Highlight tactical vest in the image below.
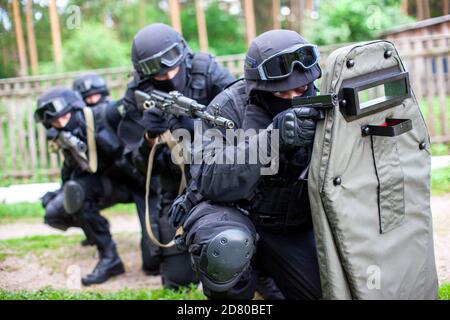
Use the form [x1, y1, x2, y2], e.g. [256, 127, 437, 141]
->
[241, 104, 313, 232]
[185, 52, 215, 105]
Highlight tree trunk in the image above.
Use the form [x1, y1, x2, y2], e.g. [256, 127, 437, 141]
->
[12, 0, 28, 76]
[48, 0, 63, 69]
[416, 0, 424, 20]
[423, 0, 430, 19]
[443, 0, 449, 15]
[195, 0, 208, 52]
[401, 0, 409, 16]
[25, 0, 39, 75]
[244, 0, 256, 46]
[272, 0, 280, 29]
[168, 0, 182, 34]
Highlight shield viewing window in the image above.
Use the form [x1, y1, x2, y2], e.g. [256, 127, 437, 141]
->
[340, 70, 411, 121]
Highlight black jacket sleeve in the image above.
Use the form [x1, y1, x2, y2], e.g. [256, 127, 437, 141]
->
[192, 82, 276, 203]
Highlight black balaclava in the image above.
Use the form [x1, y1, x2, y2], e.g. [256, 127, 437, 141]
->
[252, 83, 317, 118]
[150, 62, 187, 92]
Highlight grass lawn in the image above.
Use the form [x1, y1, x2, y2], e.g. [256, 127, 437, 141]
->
[439, 283, 450, 300]
[0, 202, 136, 224]
[0, 285, 205, 300]
[0, 284, 447, 300]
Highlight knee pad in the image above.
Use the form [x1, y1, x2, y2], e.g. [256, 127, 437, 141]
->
[44, 192, 71, 230]
[195, 228, 255, 293]
[63, 180, 85, 214]
[183, 201, 258, 292]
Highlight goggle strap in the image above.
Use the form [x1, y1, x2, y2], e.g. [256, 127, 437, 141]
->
[244, 68, 266, 80]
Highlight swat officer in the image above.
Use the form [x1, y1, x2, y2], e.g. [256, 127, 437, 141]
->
[116, 22, 235, 289]
[72, 73, 161, 275]
[41, 74, 160, 276]
[169, 29, 323, 299]
[73, 72, 110, 107]
[36, 86, 133, 286]
[43, 73, 111, 247]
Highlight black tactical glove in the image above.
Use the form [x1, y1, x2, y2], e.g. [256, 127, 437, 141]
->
[168, 193, 196, 228]
[272, 107, 320, 147]
[46, 128, 59, 140]
[168, 115, 195, 136]
[143, 108, 169, 138]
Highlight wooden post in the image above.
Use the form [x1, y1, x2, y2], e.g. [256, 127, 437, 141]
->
[25, 0, 39, 75]
[272, 0, 280, 29]
[48, 0, 63, 68]
[195, 0, 208, 51]
[244, 0, 256, 46]
[12, 0, 28, 76]
[443, 0, 449, 15]
[168, 0, 182, 34]
[416, 0, 424, 20]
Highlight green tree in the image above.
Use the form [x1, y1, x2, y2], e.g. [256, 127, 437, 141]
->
[181, 1, 246, 55]
[304, 0, 415, 45]
[62, 22, 129, 72]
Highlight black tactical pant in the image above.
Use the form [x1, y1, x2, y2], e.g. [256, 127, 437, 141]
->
[184, 201, 322, 300]
[138, 191, 198, 289]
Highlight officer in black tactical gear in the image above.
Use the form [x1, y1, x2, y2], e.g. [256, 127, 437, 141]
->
[116, 22, 235, 289]
[35, 86, 152, 286]
[40, 74, 160, 277]
[73, 72, 110, 107]
[73, 73, 161, 276]
[169, 29, 323, 299]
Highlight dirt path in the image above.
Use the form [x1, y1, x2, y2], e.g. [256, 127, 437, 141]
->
[0, 214, 141, 240]
[0, 231, 162, 292]
[0, 214, 162, 292]
[0, 196, 449, 292]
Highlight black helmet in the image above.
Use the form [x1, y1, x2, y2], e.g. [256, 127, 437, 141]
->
[73, 73, 109, 101]
[244, 29, 321, 94]
[35, 86, 84, 127]
[131, 23, 190, 77]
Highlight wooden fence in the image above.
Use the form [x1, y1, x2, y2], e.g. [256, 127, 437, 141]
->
[0, 37, 448, 181]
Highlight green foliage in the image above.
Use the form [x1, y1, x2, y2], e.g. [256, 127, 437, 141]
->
[0, 202, 44, 224]
[102, 203, 136, 216]
[431, 167, 450, 196]
[304, 0, 415, 45]
[0, 234, 84, 262]
[181, 1, 246, 56]
[62, 22, 129, 72]
[0, 285, 206, 300]
[0, 202, 136, 224]
[0, 234, 83, 252]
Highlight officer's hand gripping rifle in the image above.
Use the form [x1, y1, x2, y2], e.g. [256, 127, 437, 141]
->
[135, 89, 235, 129]
[49, 131, 91, 173]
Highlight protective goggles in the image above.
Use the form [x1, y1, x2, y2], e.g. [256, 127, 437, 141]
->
[245, 44, 320, 81]
[137, 42, 184, 76]
[34, 97, 68, 123]
[74, 76, 106, 94]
